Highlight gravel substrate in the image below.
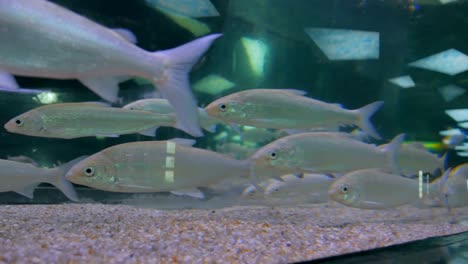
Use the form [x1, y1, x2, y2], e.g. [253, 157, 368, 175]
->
[0, 203, 467, 263]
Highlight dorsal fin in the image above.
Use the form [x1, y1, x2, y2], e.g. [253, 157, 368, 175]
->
[112, 28, 137, 44]
[7, 155, 38, 165]
[277, 89, 307, 96]
[80, 102, 112, 107]
[168, 138, 196, 146]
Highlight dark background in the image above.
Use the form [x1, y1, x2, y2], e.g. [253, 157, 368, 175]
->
[0, 0, 466, 202]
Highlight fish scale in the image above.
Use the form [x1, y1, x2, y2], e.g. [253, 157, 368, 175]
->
[0, 0, 222, 136]
[65, 140, 250, 195]
[205, 89, 383, 139]
[4, 103, 175, 139]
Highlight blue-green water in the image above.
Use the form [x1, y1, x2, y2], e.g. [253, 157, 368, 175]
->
[0, 0, 467, 261]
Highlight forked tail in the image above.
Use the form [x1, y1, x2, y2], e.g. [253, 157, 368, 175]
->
[47, 156, 88, 202]
[382, 133, 405, 174]
[354, 101, 384, 140]
[152, 34, 222, 137]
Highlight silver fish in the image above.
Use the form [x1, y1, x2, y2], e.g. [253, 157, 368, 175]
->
[0, 157, 84, 201]
[264, 173, 334, 203]
[4, 102, 176, 139]
[123, 98, 219, 136]
[328, 168, 436, 209]
[438, 164, 468, 208]
[65, 139, 249, 198]
[250, 132, 404, 183]
[205, 89, 384, 139]
[0, 0, 222, 136]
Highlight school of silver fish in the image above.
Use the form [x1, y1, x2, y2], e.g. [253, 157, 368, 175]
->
[0, 0, 466, 214]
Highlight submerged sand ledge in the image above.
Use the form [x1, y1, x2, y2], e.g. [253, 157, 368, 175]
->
[0, 204, 467, 263]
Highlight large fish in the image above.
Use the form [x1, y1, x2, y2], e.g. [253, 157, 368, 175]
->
[0, 156, 84, 201]
[0, 0, 222, 136]
[65, 139, 250, 198]
[378, 142, 446, 176]
[264, 173, 334, 201]
[328, 168, 437, 209]
[123, 98, 219, 136]
[437, 164, 468, 208]
[249, 132, 405, 183]
[4, 102, 177, 139]
[205, 89, 384, 139]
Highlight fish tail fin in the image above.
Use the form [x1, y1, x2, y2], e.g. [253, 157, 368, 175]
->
[355, 101, 384, 139]
[433, 167, 452, 208]
[439, 152, 448, 171]
[48, 156, 87, 202]
[199, 108, 219, 133]
[436, 168, 452, 192]
[152, 33, 222, 137]
[383, 133, 405, 174]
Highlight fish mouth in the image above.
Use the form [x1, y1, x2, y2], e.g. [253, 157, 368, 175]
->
[204, 104, 215, 116]
[64, 166, 81, 183]
[3, 121, 14, 132]
[327, 186, 343, 203]
[327, 187, 338, 199]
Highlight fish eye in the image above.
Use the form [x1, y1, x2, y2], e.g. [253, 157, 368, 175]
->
[83, 167, 95, 177]
[14, 119, 24, 127]
[269, 151, 278, 160]
[341, 184, 349, 193]
[218, 103, 227, 112]
[128, 107, 135, 110]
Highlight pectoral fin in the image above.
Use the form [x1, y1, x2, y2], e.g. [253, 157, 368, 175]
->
[112, 28, 137, 44]
[171, 188, 205, 199]
[0, 71, 19, 89]
[79, 77, 122, 103]
[15, 184, 39, 199]
[139, 127, 159, 137]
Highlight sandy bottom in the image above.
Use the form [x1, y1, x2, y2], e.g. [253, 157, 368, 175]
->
[0, 203, 467, 263]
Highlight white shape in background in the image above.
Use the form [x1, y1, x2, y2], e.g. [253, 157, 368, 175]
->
[445, 109, 468, 122]
[193, 74, 235, 95]
[145, 0, 219, 18]
[455, 143, 468, 150]
[439, 128, 463, 136]
[388, 75, 415, 88]
[154, 6, 211, 37]
[459, 122, 468, 129]
[443, 133, 465, 149]
[419, 0, 460, 4]
[408, 49, 468, 76]
[240, 37, 268, 77]
[438, 84, 466, 102]
[304, 28, 379, 60]
[439, 0, 459, 4]
[33, 92, 58, 104]
[457, 152, 468, 157]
